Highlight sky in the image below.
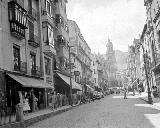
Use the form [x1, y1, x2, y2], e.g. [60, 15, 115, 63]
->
[67, 0, 146, 54]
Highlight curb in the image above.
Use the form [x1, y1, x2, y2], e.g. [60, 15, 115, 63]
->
[0, 104, 81, 128]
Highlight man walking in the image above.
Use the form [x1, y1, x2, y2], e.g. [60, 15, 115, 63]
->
[124, 88, 127, 99]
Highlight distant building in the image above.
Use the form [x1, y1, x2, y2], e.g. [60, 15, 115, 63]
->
[105, 38, 117, 87]
[68, 20, 92, 93]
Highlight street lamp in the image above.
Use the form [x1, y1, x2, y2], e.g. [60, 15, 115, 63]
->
[139, 41, 153, 104]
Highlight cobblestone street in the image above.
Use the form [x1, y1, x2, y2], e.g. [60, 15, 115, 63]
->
[27, 94, 160, 128]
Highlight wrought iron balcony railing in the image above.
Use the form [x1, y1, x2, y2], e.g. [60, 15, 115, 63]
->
[31, 66, 41, 77]
[13, 61, 27, 73]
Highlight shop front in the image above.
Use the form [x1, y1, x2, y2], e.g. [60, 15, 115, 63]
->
[54, 72, 82, 105]
[5, 72, 54, 113]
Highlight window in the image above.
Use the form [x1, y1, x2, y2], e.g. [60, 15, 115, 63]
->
[28, 0, 32, 13]
[94, 69, 96, 74]
[47, 1, 51, 15]
[30, 53, 36, 74]
[94, 78, 96, 83]
[48, 25, 54, 46]
[28, 21, 34, 41]
[13, 46, 20, 71]
[42, 23, 54, 46]
[44, 57, 51, 75]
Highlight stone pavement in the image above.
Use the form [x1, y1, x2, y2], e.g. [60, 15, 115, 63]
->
[0, 104, 80, 128]
[27, 94, 160, 128]
[139, 92, 160, 110]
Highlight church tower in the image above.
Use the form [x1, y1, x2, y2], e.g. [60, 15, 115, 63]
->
[106, 38, 117, 86]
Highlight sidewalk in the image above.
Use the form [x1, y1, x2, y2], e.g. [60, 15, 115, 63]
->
[0, 104, 80, 128]
[139, 92, 160, 110]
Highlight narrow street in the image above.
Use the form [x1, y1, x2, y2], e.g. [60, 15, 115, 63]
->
[27, 94, 160, 128]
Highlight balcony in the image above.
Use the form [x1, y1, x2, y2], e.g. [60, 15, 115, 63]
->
[56, 65, 70, 76]
[42, 10, 57, 28]
[13, 61, 27, 73]
[153, 7, 160, 23]
[28, 8, 37, 20]
[8, 1, 27, 39]
[97, 65, 103, 72]
[28, 34, 40, 48]
[144, 0, 153, 6]
[43, 44, 56, 57]
[151, 57, 160, 73]
[57, 45, 69, 59]
[31, 66, 41, 77]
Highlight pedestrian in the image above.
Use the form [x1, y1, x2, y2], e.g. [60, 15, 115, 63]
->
[34, 95, 38, 111]
[23, 95, 30, 115]
[124, 88, 127, 99]
[139, 88, 142, 96]
[51, 91, 57, 110]
[57, 93, 60, 108]
[60, 93, 63, 107]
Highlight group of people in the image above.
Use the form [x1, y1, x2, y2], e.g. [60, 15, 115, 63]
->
[49, 92, 70, 110]
[19, 91, 39, 115]
[49, 91, 85, 110]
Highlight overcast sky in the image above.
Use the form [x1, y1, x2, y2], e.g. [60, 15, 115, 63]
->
[67, 0, 146, 54]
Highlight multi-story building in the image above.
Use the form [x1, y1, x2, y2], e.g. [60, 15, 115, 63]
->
[91, 53, 108, 92]
[140, 0, 160, 93]
[140, 23, 155, 92]
[91, 54, 99, 87]
[127, 38, 141, 91]
[41, 0, 57, 87]
[68, 20, 92, 93]
[0, 0, 57, 117]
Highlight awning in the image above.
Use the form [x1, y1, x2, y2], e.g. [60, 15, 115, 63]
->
[57, 73, 82, 91]
[8, 73, 54, 89]
[86, 84, 94, 91]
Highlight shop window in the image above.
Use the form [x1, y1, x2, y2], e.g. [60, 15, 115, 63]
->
[13, 45, 20, 71]
[44, 57, 51, 75]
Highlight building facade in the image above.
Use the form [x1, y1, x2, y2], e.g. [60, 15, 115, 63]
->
[105, 38, 117, 87]
[68, 20, 92, 93]
[127, 39, 141, 91]
[0, 0, 57, 116]
[139, 0, 160, 95]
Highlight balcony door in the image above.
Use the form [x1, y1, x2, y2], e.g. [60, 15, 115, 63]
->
[28, 21, 34, 41]
[30, 53, 36, 74]
[13, 46, 20, 71]
[28, 0, 32, 13]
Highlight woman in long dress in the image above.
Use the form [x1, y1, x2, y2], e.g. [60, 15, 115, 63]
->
[23, 96, 31, 114]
